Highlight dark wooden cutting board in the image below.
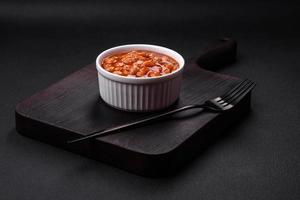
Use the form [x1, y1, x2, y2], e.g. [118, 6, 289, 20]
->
[15, 39, 253, 177]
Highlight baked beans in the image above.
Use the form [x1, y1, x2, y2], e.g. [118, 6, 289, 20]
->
[101, 50, 179, 77]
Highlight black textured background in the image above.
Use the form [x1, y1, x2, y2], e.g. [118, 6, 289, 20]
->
[1, 0, 300, 199]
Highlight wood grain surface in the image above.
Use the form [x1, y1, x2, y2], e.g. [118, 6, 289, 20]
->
[15, 39, 252, 176]
[15, 61, 251, 176]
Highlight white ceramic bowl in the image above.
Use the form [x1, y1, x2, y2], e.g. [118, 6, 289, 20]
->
[96, 44, 185, 112]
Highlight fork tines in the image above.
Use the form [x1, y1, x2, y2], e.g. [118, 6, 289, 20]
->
[214, 79, 256, 109]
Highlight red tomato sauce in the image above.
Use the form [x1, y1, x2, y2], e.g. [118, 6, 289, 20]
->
[101, 50, 179, 77]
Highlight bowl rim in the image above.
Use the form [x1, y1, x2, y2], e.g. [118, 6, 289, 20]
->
[96, 44, 185, 84]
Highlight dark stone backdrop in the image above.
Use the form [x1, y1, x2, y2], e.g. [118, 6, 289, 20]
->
[1, 1, 299, 199]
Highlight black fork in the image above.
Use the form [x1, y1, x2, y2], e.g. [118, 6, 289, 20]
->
[68, 79, 255, 144]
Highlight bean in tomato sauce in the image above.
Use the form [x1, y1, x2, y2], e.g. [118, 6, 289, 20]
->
[101, 50, 179, 77]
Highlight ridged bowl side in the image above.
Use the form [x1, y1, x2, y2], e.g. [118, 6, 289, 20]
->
[98, 73, 182, 112]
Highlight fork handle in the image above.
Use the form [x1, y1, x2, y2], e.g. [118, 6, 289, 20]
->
[68, 105, 208, 144]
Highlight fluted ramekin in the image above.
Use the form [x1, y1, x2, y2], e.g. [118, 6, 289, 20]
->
[96, 44, 185, 112]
